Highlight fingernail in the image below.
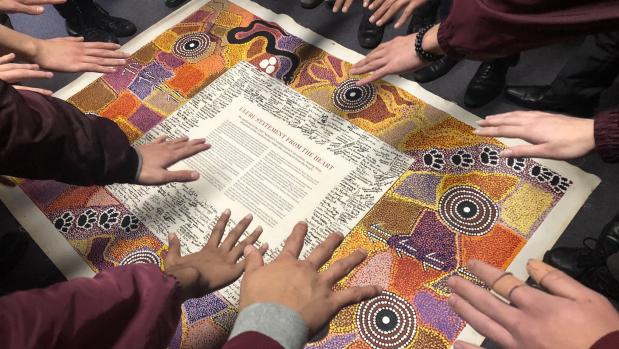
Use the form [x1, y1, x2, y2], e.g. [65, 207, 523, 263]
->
[358, 248, 368, 256]
[299, 220, 308, 226]
[377, 20, 383, 26]
[476, 120, 482, 124]
[261, 242, 269, 249]
[243, 245, 253, 256]
[448, 295, 457, 308]
[245, 213, 253, 220]
[332, 6, 338, 12]
[114, 44, 121, 48]
[123, 52, 130, 57]
[446, 276, 456, 288]
[500, 149, 511, 157]
[395, 23, 401, 29]
[342, 6, 348, 12]
[168, 233, 176, 241]
[369, 16, 375, 22]
[191, 171, 199, 180]
[335, 231, 344, 238]
[486, 115, 494, 119]
[224, 208, 231, 215]
[36, 6, 44, 12]
[255, 225, 263, 232]
[472, 129, 479, 134]
[453, 342, 463, 349]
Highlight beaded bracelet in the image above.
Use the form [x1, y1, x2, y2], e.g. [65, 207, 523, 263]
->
[414, 24, 443, 62]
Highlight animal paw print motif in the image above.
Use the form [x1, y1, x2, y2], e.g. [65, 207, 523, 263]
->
[451, 150, 474, 168]
[479, 147, 499, 166]
[98, 208, 120, 230]
[549, 175, 571, 193]
[54, 212, 74, 233]
[530, 165, 553, 183]
[121, 215, 140, 233]
[506, 157, 526, 172]
[77, 209, 97, 229]
[423, 149, 445, 170]
[259, 57, 278, 75]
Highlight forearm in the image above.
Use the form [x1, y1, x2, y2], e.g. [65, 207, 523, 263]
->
[437, 0, 619, 61]
[0, 80, 140, 185]
[0, 25, 40, 62]
[0, 264, 182, 349]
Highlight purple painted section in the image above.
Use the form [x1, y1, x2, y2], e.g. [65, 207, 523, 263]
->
[102, 59, 143, 93]
[127, 105, 164, 133]
[307, 333, 357, 348]
[86, 236, 115, 271]
[393, 173, 441, 206]
[20, 180, 69, 208]
[128, 61, 174, 100]
[413, 291, 464, 340]
[168, 319, 183, 349]
[183, 293, 230, 325]
[157, 51, 186, 69]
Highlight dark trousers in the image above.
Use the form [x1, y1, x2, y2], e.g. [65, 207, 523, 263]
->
[412, 0, 452, 22]
[551, 31, 619, 103]
[54, 0, 93, 20]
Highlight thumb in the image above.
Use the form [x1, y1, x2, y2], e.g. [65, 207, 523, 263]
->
[17, 4, 45, 15]
[331, 285, 382, 309]
[167, 233, 182, 260]
[243, 245, 264, 274]
[157, 170, 200, 184]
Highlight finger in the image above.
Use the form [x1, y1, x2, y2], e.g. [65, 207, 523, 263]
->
[152, 135, 168, 144]
[330, 285, 382, 308]
[85, 48, 132, 59]
[82, 41, 123, 50]
[373, 1, 398, 25]
[0, 53, 16, 65]
[0, 70, 53, 83]
[471, 125, 525, 139]
[500, 144, 552, 159]
[170, 143, 211, 164]
[447, 293, 517, 349]
[452, 341, 483, 349]
[13, 86, 53, 95]
[171, 137, 206, 150]
[153, 169, 200, 184]
[74, 63, 117, 74]
[60, 36, 85, 42]
[258, 242, 269, 255]
[341, 0, 354, 12]
[22, 0, 66, 5]
[527, 259, 590, 301]
[166, 233, 182, 262]
[332, 0, 345, 12]
[279, 221, 308, 260]
[395, 2, 418, 28]
[206, 209, 231, 248]
[0, 62, 39, 72]
[322, 248, 368, 284]
[447, 275, 520, 329]
[353, 57, 388, 77]
[243, 244, 265, 275]
[305, 232, 344, 269]
[377, 4, 402, 26]
[82, 56, 127, 67]
[221, 213, 254, 251]
[0, 176, 16, 187]
[477, 114, 527, 127]
[169, 135, 190, 145]
[231, 226, 264, 260]
[368, 0, 385, 11]
[357, 67, 387, 86]
[466, 259, 529, 306]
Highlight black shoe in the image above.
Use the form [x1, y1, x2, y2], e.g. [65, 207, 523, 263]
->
[595, 213, 619, 257]
[301, 0, 323, 9]
[504, 85, 597, 118]
[406, 15, 434, 35]
[413, 56, 458, 83]
[0, 231, 30, 278]
[464, 54, 519, 108]
[582, 266, 619, 301]
[358, 13, 384, 49]
[164, 0, 188, 8]
[81, 2, 136, 38]
[0, 13, 13, 29]
[543, 244, 605, 280]
[66, 19, 119, 43]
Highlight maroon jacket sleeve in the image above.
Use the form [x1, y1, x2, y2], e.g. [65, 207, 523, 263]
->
[0, 79, 139, 186]
[437, 0, 619, 61]
[590, 330, 619, 349]
[594, 107, 619, 163]
[0, 264, 182, 349]
[223, 331, 285, 349]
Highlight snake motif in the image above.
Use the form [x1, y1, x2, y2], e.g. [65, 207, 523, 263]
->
[227, 20, 300, 84]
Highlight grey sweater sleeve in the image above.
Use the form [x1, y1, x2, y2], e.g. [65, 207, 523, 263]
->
[229, 303, 308, 349]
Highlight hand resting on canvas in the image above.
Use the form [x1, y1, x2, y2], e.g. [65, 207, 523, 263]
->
[447, 259, 619, 349]
[164, 209, 268, 303]
[474, 111, 596, 160]
[136, 135, 212, 185]
[238, 221, 382, 338]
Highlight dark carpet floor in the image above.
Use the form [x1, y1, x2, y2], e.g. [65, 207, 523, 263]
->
[2, 0, 618, 347]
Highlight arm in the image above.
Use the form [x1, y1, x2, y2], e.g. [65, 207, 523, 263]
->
[591, 331, 619, 349]
[438, 0, 619, 61]
[0, 79, 140, 186]
[593, 108, 619, 163]
[0, 264, 183, 349]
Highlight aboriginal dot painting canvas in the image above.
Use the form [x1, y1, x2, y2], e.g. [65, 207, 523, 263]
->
[10, 1, 587, 348]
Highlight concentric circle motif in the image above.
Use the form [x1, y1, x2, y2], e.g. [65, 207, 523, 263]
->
[332, 79, 376, 112]
[438, 185, 498, 236]
[119, 249, 162, 267]
[172, 32, 211, 59]
[356, 291, 417, 349]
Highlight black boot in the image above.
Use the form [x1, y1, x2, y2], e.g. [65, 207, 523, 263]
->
[413, 56, 458, 83]
[65, 17, 118, 43]
[582, 266, 619, 301]
[358, 13, 384, 49]
[0, 231, 30, 278]
[503, 85, 596, 117]
[0, 13, 12, 29]
[164, 0, 187, 8]
[406, 14, 434, 35]
[80, 2, 136, 38]
[301, 0, 323, 9]
[464, 53, 520, 108]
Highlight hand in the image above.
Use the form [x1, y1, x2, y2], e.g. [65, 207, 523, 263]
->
[474, 111, 595, 160]
[351, 34, 429, 85]
[0, 53, 53, 95]
[447, 259, 619, 349]
[136, 135, 211, 185]
[0, 0, 65, 15]
[367, 0, 428, 28]
[164, 209, 268, 303]
[30, 37, 129, 74]
[239, 221, 382, 337]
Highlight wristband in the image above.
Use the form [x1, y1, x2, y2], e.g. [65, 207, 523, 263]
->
[415, 24, 443, 62]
